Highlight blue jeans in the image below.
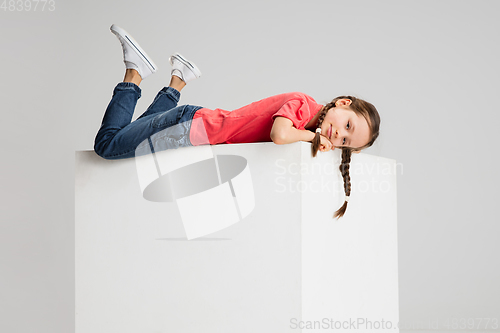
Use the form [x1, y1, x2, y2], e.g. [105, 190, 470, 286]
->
[94, 82, 203, 160]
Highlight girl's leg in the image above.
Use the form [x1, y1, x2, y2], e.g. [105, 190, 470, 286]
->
[93, 24, 159, 158]
[95, 101, 202, 159]
[95, 24, 202, 159]
[94, 70, 202, 160]
[136, 76, 186, 120]
[94, 74, 142, 158]
[137, 53, 201, 119]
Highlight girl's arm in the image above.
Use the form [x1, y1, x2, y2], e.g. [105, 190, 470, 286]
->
[270, 116, 333, 151]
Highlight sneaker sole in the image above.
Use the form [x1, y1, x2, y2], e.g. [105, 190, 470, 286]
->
[110, 24, 157, 73]
[169, 53, 202, 78]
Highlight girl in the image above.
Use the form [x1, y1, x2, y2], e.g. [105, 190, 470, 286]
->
[95, 25, 380, 218]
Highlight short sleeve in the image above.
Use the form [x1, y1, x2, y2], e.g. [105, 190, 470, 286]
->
[271, 98, 312, 129]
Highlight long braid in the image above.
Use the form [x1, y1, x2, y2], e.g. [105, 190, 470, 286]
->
[333, 148, 352, 218]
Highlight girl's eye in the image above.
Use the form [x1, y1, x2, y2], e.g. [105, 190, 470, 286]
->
[346, 121, 350, 130]
[342, 138, 346, 145]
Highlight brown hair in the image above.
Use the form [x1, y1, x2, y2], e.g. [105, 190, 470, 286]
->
[311, 96, 380, 218]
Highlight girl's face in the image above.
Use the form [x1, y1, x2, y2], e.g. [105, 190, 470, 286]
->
[321, 99, 371, 150]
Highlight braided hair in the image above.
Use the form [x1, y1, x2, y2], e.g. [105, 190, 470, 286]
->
[311, 96, 380, 219]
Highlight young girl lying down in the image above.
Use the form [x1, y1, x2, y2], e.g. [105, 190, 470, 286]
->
[94, 25, 381, 218]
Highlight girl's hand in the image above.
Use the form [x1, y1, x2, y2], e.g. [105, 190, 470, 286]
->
[319, 135, 334, 152]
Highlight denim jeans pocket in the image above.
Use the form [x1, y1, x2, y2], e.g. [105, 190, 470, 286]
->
[149, 120, 193, 152]
[151, 105, 186, 129]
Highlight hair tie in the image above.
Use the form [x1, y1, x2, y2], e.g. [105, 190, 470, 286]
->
[345, 195, 350, 202]
[316, 128, 321, 133]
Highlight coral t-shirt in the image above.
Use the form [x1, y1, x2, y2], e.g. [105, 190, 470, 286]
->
[189, 92, 323, 145]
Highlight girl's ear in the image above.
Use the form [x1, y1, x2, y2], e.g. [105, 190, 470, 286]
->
[336, 99, 352, 107]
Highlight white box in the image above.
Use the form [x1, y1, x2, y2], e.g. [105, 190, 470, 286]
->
[75, 142, 398, 333]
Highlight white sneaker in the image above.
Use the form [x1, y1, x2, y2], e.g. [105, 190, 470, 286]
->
[110, 24, 157, 79]
[169, 53, 202, 83]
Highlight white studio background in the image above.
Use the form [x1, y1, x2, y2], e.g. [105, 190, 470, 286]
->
[1, 1, 499, 332]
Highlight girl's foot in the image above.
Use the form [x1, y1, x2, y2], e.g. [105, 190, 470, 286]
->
[110, 24, 157, 80]
[169, 53, 201, 83]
